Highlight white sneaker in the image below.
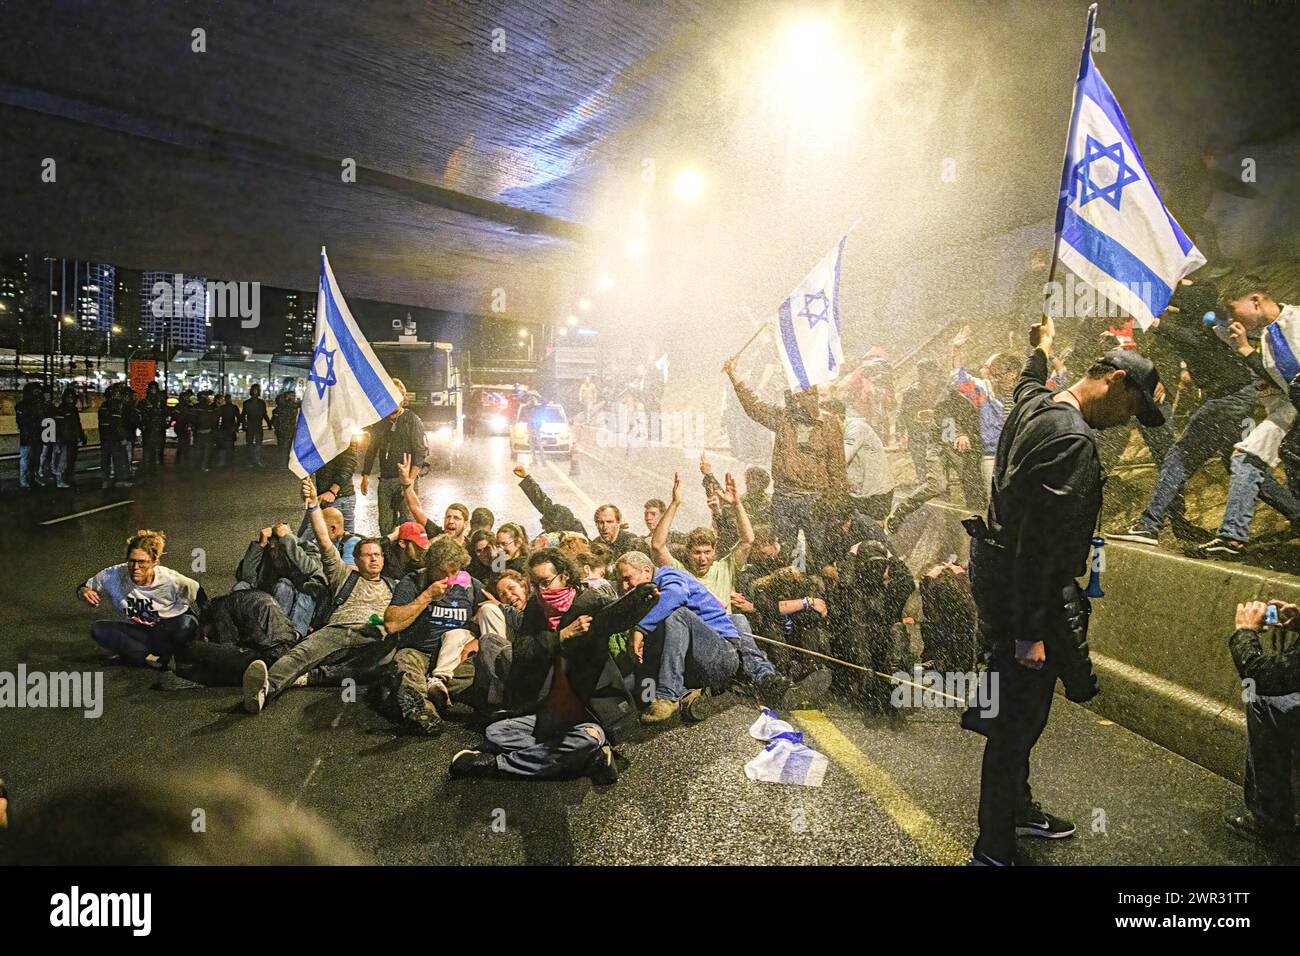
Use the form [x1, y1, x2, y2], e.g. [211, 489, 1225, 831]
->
[242, 660, 269, 714]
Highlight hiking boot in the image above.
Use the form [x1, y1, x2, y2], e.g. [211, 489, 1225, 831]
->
[640, 698, 680, 725]
[449, 749, 499, 778]
[1109, 523, 1158, 546]
[397, 683, 443, 735]
[755, 674, 792, 707]
[1015, 801, 1075, 839]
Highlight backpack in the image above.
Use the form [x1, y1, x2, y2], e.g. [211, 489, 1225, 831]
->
[309, 570, 394, 631]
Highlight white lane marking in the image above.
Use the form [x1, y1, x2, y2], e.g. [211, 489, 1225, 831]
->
[39, 500, 134, 525]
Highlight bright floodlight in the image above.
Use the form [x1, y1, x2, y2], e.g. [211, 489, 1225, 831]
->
[566, 314, 578, 326]
[598, 274, 614, 290]
[517, 327, 528, 338]
[673, 167, 704, 201]
[625, 238, 644, 258]
[578, 298, 591, 311]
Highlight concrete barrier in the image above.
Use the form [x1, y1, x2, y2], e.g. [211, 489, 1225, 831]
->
[572, 421, 1282, 783]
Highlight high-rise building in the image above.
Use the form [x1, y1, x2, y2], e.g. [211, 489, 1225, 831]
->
[0, 253, 32, 349]
[114, 268, 142, 344]
[282, 290, 316, 354]
[77, 262, 116, 334]
[141, 271, 209, 351]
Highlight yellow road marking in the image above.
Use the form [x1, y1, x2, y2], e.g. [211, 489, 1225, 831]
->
[793, 709, 968, 866]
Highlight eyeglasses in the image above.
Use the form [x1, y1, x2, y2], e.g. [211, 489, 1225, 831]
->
[531, 570, 562, 590]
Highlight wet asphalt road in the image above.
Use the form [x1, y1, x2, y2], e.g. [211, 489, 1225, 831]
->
[0, 436, 1275, 865]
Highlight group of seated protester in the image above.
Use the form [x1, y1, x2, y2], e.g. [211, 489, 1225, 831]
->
[76, 457, 980, 785]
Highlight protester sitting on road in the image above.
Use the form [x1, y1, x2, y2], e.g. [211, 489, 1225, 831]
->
[496, 522, 530, 574]
[494, 569, 529, 613]
[650, 470, 754, 612]
[241, 479, 394, 715]
[381, 535, 490, 735]
[234, 522, 328, 638]
[612, 550, 744, 724]
[382, 520, 430, 580]
[918, 561, 977, 674]
[748, 567, 832, 684]
[451, 550, 657, 782]
[79, 529, 203, 669]
[467, 529, 498, 584]
[174, 588, 302, 688]
[393, 453, 469, 547]
[512, 464, 589, 535]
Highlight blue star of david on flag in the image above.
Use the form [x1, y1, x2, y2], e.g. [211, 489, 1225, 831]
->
[799, 290, 830, 328]
[308, 335, 338, 399]
[1069, 135, 1141, 211]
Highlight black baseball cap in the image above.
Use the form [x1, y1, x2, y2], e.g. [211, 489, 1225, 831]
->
[1097, 348, 1165, 426]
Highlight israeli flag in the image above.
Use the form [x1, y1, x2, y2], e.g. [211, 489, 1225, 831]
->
[774, 236, 847, 392]
[1053, 6, 1204, 330]
[289, 249, 405, 479]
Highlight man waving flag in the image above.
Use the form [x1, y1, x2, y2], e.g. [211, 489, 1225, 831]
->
[774, 235, 848, 392]
[1052, 3, 1204, 330]
[289, 248, 404, 479]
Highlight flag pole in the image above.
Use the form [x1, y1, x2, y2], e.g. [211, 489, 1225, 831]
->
[1044, 3, 1099, 299]
[729, 306, 767, 363]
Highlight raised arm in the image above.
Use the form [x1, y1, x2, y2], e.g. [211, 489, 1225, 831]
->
[395, 453, 429, 527]
[723, 357, 782, 432]
[721, 472, 754, 570]
[651, 472, 682, 567]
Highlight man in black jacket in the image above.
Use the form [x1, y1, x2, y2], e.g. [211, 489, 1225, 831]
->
[1225, 598, 1300, 856]
[240, 384, 272, 469]
[966, 315, 1165, 866]
[360, 382, 427, 535]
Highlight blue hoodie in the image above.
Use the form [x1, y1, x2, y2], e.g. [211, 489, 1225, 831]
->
[636, 566, 738, 637]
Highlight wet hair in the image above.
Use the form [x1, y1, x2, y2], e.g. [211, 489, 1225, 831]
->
[354, 536, 386, 560]
[126, 529, 165, 561]
[424, 535, 469, 574]
[686, 527, 717, 550]
[595, 503, 622, 523]
[752, 524, 778, 549]
[644, 498, 667, 513]
[573, 550, 606, 575]
[496, 522, 529, 552]
[744, 467, 770, 494]
[468, 528, 494, 556]
[494, 568, 528, 596]
[527, 547, 577, 586]
[470, 507, 494, 530]
[2, 772, 364, 865]
[614, 550, 655, 575]
[445, 503, 470, 522]
[1218, 273, 1272, 307]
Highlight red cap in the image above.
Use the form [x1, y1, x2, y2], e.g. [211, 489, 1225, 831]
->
[396, 522, 429, 549]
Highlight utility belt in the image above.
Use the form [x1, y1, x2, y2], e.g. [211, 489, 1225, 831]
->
[962, 515, 1099, 706]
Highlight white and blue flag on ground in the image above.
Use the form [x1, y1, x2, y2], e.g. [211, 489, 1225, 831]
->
[289, 249, 404, 479]
[1052, 4, 1204, 330]
[773, 236, 847, 392]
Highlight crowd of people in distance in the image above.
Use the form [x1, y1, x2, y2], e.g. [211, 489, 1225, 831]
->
[17, 380, 300, 491]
